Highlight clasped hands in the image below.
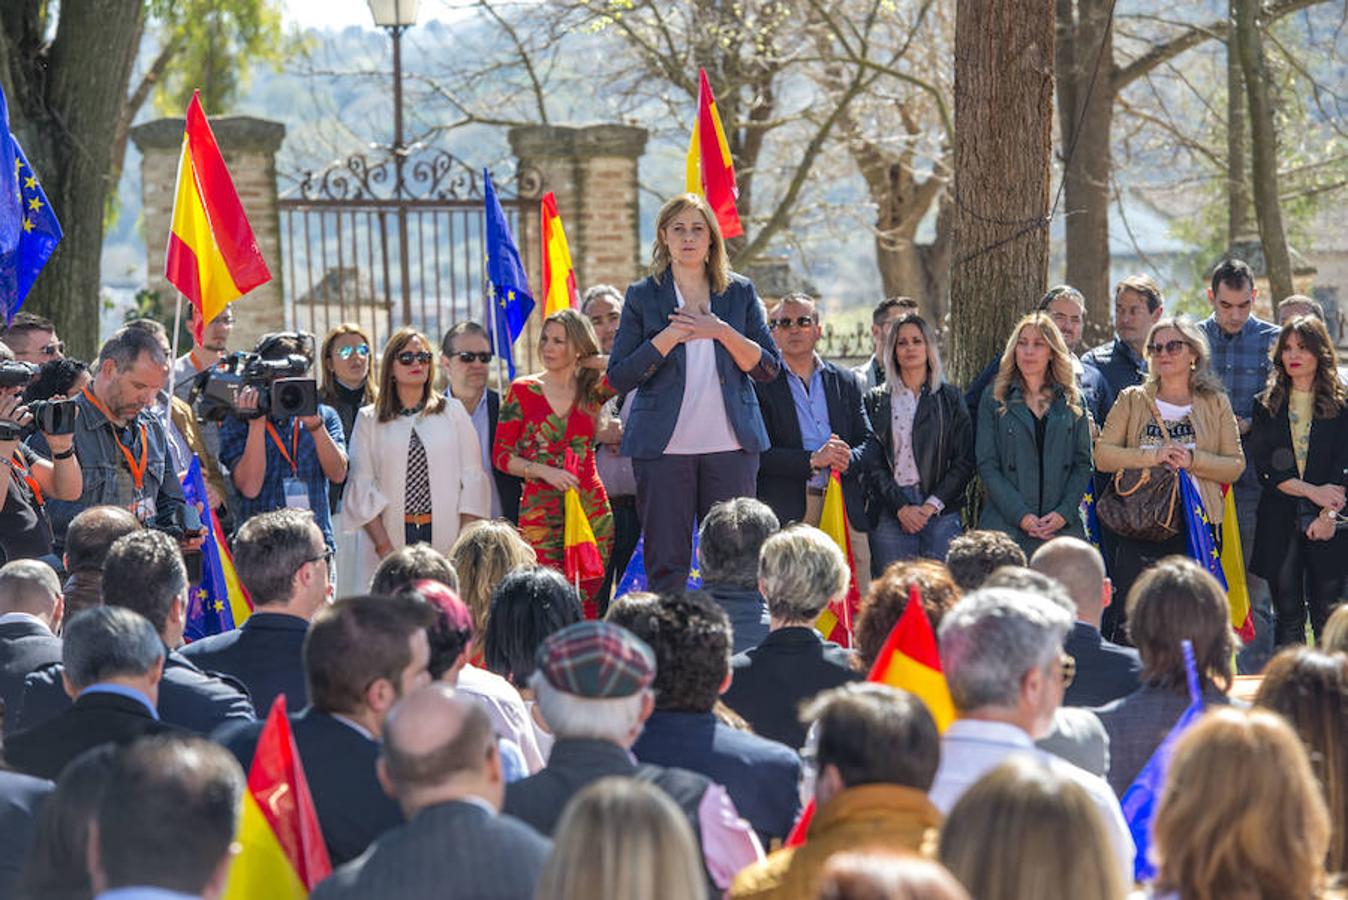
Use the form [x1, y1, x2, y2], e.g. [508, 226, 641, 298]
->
[1307, 483, 1347, 541]
[666, 307, 727, 343]
[810, 435, 851, 475]
[1019, 511, 1068, 542]
[1153, 443, 1192, 470]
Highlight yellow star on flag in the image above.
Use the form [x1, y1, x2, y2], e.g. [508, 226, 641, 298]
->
[20, 217, 33, 234]
[214, 600, 224, 613]
[23, 175, 36, 189]
[27, 197, 42, 212]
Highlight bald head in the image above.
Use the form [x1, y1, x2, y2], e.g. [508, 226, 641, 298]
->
[1030, 537, 1108, 625]
[379, 684, 499, 814]
[0, 559, 62, 625]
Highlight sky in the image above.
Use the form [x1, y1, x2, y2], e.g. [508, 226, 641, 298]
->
[281, 0, 474, 30]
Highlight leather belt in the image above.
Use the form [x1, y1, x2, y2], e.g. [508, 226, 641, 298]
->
[806, 486, 827, 497]
[404, 513, 433, 526]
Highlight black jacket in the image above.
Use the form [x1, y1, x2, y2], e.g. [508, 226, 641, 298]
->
[1063, 622, 1142, 708]
[857, 382, 974, 525]
[0, 618, 60, 736]
[0, 770, 52, 900]
[179, 611, 309, 714]
[16, 649, 254, 735]
[3, 690, 177, 780]
[216, 707, 404, 866]
[754, 361, 870, 532]
[486, 390, 523, 524]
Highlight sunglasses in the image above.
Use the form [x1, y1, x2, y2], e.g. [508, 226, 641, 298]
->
[769, 316, 815, 330]
[396, 351, 434, 366]
[453, 351, 493, 364]
[336, 343, 370, 360]
[39, 341, 65, 357]
[1147, 339, 1189, 356]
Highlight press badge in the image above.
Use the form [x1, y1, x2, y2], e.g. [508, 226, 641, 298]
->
[282, 477, 311, 510]
[131, 494, 157, 525]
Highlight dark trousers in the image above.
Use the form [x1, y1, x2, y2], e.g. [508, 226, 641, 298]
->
[1269, 533, 1344, 647]
[405, 521, 432, 547]
[635, 450, 759, 593]
[1105, 527, 1191, 644]
[597, 496, 641, 616]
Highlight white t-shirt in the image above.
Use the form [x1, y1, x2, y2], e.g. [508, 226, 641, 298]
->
[663, 283, 742, 455]
[1143, 399, 1196, 450]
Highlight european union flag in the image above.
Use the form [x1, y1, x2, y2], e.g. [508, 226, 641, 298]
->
[0, 84, 61, 325]
[615, 525, 704, 597]
[1179, 470, 1228, 589]
[483, 169, 534, 379]
[182, 456, 237, 641]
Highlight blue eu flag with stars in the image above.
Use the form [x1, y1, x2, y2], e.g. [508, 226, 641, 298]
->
[1179, 469, 1228, 589]
[483, 169, 534, 379]
[0, 84, 62, 325]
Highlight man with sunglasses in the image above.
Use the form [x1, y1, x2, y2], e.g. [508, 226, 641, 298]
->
[0, 313, 62, 365]
[440, 321, 521, 524]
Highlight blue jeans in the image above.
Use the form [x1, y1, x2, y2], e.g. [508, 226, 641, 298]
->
[868, 485, 962, 570]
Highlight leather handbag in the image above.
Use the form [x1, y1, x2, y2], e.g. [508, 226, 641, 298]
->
[1096, 403, 1182, 542]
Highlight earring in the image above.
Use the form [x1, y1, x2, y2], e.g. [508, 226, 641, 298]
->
[1189, 361, 1196, 370]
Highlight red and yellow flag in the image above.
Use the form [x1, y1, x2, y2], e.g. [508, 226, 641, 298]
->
[867, 585, 956, 732]
[814, 471, 862, 647]
[685, 68, 743, 239]
[540, 192, 579, 317]
[223, 697, 330, 900]
[562, 449, 603, 592]
[165, 91, 270, 342]
[1219, 484, 1255, 642]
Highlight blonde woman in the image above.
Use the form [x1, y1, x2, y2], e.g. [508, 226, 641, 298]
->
[534, 777, 706, 900]
[938, 757, 1127, 900]
[975, 312, 1094, 555]
[1095, 315, 1244, 627]
[448, 518, 538, 658]
[343, 327, 490, 593]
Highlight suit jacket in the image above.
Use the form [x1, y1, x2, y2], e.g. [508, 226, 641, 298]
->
[486, 390, 524, 523]
[0, 770, 52, 900]
[1094, 682, 1231, 797]
[179, 611, 309, 714]
[216, 707, 403, 865]
[754, 361, 870, 531]
[3, 690, 176, 780]
[1035, 706, 1109, 777]
[721, 627, 862, 749]
[608, 272, 781, 459]
[0, 617, 60, 735]
[701, 582, 770, 655]
[311, 800, 550, 900]
[1063, 621, 1142, 708]
[16, 649, 254, 735]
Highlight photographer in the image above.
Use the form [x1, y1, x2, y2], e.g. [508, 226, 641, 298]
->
[219, 333, 347, 548]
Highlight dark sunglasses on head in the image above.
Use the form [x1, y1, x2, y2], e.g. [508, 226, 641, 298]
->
[453, 351, 493, 364]
[397, 351, 434, 365]
[39, 341, 65, 357]
[336, 343, 370, 360]
[769, 316, 815, 330]
[1147, 339, 1188, 356]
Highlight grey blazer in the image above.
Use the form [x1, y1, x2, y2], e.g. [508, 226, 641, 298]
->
[1094, 682, 1232, 797]
[311, 800, 551, 900]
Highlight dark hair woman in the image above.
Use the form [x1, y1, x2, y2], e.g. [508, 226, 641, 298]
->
[1247, 314, 1348, 646]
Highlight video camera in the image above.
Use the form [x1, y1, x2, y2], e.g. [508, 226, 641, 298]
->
[189, 331, 319, 422]
[0, 361, 78, 438]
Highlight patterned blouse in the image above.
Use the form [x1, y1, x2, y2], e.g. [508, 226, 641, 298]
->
[404, 429, 432, 515]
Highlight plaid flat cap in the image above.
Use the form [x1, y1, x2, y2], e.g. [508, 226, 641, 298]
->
[536, 621, 656, 698]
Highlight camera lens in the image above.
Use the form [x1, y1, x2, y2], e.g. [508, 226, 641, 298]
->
[278, 383, 303, 412]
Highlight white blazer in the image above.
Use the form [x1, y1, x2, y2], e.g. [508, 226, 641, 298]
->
[342, 399, 490, 593]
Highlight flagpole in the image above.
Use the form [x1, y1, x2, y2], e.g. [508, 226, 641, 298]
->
[169, 293, 184, 372]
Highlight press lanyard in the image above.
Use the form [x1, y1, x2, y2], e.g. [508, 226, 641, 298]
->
[266, 419, 301, 477]
[81, 388, 149, 492]
[11, 452, 43, 506]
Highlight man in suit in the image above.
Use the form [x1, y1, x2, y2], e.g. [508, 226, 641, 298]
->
[313, 683, 550, 900]
[215, 593, 437, 866]
[612, 591, 802, 847]
[0, 770, 52, 898]
[722, 526, 862, 749]
[181, 509, 330, 712]
[697, 498, 779, 654]
[441, 321, 522, 524]
[0, 559, 63, 735]
[4, 607, 175, 780]
[505, 621, 762, 893]
[757, 292, 872, 592]
[17, 530, 254, 735]
[1032, 537, 1141, 708]
[88, 735, 243, 900]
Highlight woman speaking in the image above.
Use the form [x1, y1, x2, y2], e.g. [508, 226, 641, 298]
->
[607, 193, 781, 591]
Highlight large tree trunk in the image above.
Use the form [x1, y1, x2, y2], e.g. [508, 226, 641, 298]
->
[949, 0, 1055, 386]
[1235, 0, 1294, 301]
[1226, 25, 1252, 242]
[1054, 0, 1114, 346]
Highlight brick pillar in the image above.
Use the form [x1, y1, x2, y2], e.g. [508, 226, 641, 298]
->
[507, 125, 649, 297]
[129, 116, 287, 352]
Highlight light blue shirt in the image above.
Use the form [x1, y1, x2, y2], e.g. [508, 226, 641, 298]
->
[79, 683, 158, 720]
[786, 356, 831, 490]
[97, 888, 201, 900]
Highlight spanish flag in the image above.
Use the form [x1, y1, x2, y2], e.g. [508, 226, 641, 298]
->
[562, 449, 604, 598]
[1220, 484, 1255, 642]
[685, 68, 743, 239]
[814, 471, 861, 647]
[223, 697, 330, 899]
[540, 192, 578, 317]
[165, 91, 270, 342]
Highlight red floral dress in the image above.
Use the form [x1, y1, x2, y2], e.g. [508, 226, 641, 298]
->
[492, 375, 615, 616]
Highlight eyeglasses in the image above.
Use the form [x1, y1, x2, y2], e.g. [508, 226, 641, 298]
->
[303, 548, 334, 571]
[769, 316, 815, 330]
[39, 341, 64, 357]
[396, 351, 434, 366]
[336, 344, 370, 360]
[452, 351, 493, 364]
[1059, 651, 1076, 687]
[1147, 339, 1189, 356]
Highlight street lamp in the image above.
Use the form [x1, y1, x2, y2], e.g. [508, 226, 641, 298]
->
[367, 0, 419, 323]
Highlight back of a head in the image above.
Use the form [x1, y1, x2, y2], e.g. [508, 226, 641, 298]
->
[937, 588, 1072, 714]
[856, 562, 961, 670]
[1029, 537, 1105, 619]
[0, 558, 61, 617]
[101, 530, 187, 636]
[535, 777, 704, 900]
[1155, 708, 1331, 900]
[608, 590, 730, 713]
[1321, 605, 1348, 654]
[64, 505, 141, 573]
[938, 757, 1124, 900]
[758, 524, 848, 623]
[96, 735, 243, 895]
[699, 498, 780, 588]
[943, 531, 1026, 593]
[62, 607, 163, 691]
[817, 853, 971, 900]
[448, 519, 537, 635]
[304, 594, 438, 716]
[804, 683, 940, 793]
[981, 567, 1074, 616]
[381, 683, 495, 797]
[19, 744, 118, 900]
[1126, 556, 1234, 692]
[482, 567, 582, 688]
[370, 542, 459, 596]
[232, 508, 318, 607]
[404, 580, 475, 680]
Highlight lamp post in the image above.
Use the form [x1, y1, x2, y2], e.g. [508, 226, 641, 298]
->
[368, 0, 419, 325]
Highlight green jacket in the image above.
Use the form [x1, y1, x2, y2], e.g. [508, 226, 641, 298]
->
[976, 383, 1094, 554]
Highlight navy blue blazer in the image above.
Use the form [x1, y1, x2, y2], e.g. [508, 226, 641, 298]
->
[0, 770, 51, 900]
[607, 272, 780, 459]
[0, 618, 61, 736]
[179, 611, 309, 714]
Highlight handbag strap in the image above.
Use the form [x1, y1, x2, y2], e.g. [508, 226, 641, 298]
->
[1146, 397, 1172, 443]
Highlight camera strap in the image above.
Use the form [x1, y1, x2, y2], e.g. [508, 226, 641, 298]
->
[81, 388, 149, 492]
[10, 452, 42, 507]
[266, 419, 301, 477]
